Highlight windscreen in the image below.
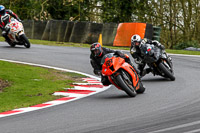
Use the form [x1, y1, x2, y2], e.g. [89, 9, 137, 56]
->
[100, 53, 114, 65]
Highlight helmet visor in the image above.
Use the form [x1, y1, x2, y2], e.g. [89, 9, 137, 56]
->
[135, 42, 140, 46]
[91, 47, 102, 57]
[0, 10, 5, 15]
[93, 49, 100, 56]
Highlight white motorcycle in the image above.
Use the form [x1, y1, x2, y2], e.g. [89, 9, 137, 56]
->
[5, 18, 31, 48]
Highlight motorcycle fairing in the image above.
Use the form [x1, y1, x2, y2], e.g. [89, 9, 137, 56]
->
[102, 56, 140, 90]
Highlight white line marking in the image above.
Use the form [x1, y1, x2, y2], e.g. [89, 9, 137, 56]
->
[168, 53, 200, 57]
[73, 86, 103, 91]
[149, 120, 200, 133]
[73, 83, 102, 85]
[183, 128, 200, 133]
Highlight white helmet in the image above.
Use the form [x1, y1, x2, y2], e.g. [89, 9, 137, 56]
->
[131, 34, 141, 47]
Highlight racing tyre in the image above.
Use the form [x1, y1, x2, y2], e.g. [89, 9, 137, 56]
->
[116, 73, 137, 97]
[158, 62, 175, 81]
[20, 34, 31, 48]
[136, 81, 145, 94]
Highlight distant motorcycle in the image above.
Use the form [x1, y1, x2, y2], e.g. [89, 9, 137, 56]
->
[4, 18, 30, 48]
[101, 53, 145, 97]
[139, 43, 175, 81]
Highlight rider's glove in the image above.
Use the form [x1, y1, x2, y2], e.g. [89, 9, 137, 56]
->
[17, 19, 22, 23]
[152, 40, 160, 46]
[152, 40, 165, 50]
[124, 54, 129, 58]
[141, 38, 147, 45]
[114, 51, 125, 58]
[160, 45, 165, 50]
[152, 40, 159, 44]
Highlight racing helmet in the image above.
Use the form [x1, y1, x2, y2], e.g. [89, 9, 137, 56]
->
[0, 5, 5, 15]
[131, 34, 141, 47]
[90, 42, 103, 57]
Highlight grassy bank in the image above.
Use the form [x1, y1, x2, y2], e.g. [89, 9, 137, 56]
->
[0, 60, 86, 112]
[166, 49, 200, 55]
[29, 38, 130, 50]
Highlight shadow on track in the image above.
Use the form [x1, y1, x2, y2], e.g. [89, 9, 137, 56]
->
[95, 88, 146, 100]
[0, 46, 28, 49]
[100, 94, 132, 99]
[141, 77, 172, 82]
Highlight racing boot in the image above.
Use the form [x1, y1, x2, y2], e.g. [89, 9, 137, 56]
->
[5, 37, 12, 45]
[2, 31, 13, 46]
[101, 75, 111, 86]
[5, 37, 15, 47]
[140, 68, 152, 77]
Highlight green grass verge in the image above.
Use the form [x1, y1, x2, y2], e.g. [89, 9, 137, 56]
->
[0, 60, 86, 112]
[166, 49, 200, 55]
[30, 38, 130, 50]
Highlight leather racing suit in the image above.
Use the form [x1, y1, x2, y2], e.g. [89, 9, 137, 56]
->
[0, 9, 21, 43]
[130, 38, 167, 77]
[90, 47, 136, 86]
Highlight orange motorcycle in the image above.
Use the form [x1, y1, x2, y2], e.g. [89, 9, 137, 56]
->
[101, 53, 145, 97]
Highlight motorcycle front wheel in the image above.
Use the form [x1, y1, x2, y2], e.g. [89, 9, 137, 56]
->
[20, 34, 31, 48]
[158, 62, 175, 81]
[136, 81, 146, 94]
[116, 71, 137, 97]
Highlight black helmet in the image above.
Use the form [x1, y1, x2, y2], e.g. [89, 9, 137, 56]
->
[0, 5, 5, 15]
[90, 42, 103, 57]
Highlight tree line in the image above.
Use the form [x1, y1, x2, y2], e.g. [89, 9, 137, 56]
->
[1, 0, 200, 49]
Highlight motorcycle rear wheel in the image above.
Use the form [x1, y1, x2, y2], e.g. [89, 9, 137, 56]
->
[20, 34, 31, 48]
[158, 62, 175, 81]
[116, 72, 137, 97]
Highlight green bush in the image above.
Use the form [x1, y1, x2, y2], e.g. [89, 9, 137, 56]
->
[174, 40, 199, 50]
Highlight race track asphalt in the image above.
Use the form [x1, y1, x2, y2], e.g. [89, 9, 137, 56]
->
[0, 43, 200, 133]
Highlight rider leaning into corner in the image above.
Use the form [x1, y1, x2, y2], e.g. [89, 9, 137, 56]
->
[90, 42, 139, 86]
[0, 5, 22, 45]
[130, 34, 172, 77]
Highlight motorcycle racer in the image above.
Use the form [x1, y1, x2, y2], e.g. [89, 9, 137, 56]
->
[0, 5, 22, 44]
[130, 34, 170, 77]
[90, 42, 138, 86]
